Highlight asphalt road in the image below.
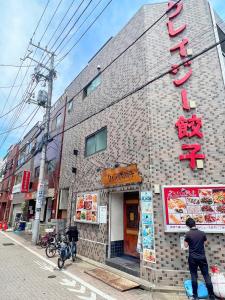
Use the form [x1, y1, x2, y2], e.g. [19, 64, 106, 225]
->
[0, 232, 186, 300]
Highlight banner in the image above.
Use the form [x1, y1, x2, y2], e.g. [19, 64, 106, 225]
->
[141, 191, 156, 263]
[162, 185, 225, 233]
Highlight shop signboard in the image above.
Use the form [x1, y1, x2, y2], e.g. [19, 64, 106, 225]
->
[162, 185, 225, 233]
[99, 206, 107, 224]
[75, 192, 98, 224]
[21, 171, 31, 193]
[101, 164, 142, 187]
[141, 191, 156, 264]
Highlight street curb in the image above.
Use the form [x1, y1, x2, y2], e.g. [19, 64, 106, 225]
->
[76, 254, 185, 294]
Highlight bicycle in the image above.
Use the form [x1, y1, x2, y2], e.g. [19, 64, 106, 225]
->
[57, 236, 76, 269]
[39, 230, 56, 248]
[45, 235, 61, 258]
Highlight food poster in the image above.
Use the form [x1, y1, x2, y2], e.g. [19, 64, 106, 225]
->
[163, 186, 225, 232]
[141, 191, 156, 263]
[75, 193, 98, 223]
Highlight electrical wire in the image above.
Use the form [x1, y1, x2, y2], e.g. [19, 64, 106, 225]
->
[0, 107, 39, 136]
[56, 0, 176, 64]
[0, 0, 51, 116]
[51, 36, 225, 141]
[0, 64, 35, 68]
[56, 0, 105, 57]
[49, 4, 221, 121]
[38, 0, 64, 44]
[48, 0, 86, 51]
[56, 0, 113, 63]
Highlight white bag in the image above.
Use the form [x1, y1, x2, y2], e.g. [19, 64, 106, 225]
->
[211, 273, 225, 299]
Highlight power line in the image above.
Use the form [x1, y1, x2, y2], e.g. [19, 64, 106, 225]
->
[48, 0, 86, 51]
[53, 0, 94, 53]
[51, 36, 225, 141]
[56, 0, 105, 57]
[0, 100, 24, 118]
[38, 0, 64, 43]
[0, 0, 51, 119]
[31, 0, 51, 41]
[46, 0, 76, 47]
[0, 107, 39, 136]
[56, 0, 177, 64]
[0, 64, 35, 68]
[49, 1, 216, 119]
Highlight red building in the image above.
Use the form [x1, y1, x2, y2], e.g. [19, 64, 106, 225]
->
[0, 144, 19, 224]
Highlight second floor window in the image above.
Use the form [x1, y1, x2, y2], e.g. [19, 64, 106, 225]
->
[52, 114, 62, 131]
[85, 127, 107, 157]
[83, 75, 101, 98]
[67, 99, 73, 113]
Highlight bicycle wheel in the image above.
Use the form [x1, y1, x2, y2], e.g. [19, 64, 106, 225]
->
[58, 257, 65, 269]
[41, 241, 47, 248]
[45, 244, 56, 258]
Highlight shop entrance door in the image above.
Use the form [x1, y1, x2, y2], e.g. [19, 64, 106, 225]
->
[124, 193, 139, 258]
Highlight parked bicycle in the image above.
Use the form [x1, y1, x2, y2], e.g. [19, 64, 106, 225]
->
[45, 234, 61, 258]
[39, 229, 56, 248]
[57, 236, 76, 269]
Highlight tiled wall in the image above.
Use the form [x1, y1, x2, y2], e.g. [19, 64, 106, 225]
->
[59, 0, 225, 286]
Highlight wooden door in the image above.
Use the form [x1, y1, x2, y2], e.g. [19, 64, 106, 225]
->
[124, 197, 139, 257]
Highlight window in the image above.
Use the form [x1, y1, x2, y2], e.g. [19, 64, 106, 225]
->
[83, 75, 101, 98]
[85, 127, 107, 156]
[51, 114, 62, 130]
[34, 166, 40, 178]
[67, 99, 73, 113]
[56, 114, 62, 129]
[15, 172, 23, 185]
[47, 159, 56, 173]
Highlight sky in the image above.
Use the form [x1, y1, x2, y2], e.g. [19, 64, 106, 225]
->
[0, 0, 224, 159]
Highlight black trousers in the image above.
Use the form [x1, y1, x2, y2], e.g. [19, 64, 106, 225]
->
[188, 256, 214, 297]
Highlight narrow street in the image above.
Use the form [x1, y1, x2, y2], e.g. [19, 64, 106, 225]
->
[0, 231, 186, 300]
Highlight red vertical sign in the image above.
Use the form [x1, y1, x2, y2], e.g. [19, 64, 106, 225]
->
[21, 171, 31, 193]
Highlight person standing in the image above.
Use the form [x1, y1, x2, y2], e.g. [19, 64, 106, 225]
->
[184, 218, 215, 300]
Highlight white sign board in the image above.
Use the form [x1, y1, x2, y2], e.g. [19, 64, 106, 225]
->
[99, 206, 107, 224]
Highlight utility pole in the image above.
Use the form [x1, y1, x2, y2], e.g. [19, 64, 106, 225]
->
[25, 43, 55, 244]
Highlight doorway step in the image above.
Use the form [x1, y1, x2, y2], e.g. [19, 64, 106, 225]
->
[105, 255, 140, 277]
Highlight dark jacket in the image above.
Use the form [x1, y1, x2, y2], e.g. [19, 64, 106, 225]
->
[66, 226, 79, 242]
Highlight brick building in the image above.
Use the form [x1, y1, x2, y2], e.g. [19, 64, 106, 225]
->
[11, 124, 40, 225]
[0, 144, 19, 223]
[58, 0, 225, 285]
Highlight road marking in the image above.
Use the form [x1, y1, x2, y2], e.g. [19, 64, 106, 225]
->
[68, 285, 86, 293]
[0, 231, 116, 300]
[78, 292, 97, 300]
[34, 260, 55, 272]
[60, 278, 77, 287]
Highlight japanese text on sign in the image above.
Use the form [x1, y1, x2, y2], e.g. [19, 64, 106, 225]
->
[166, 1, 205, 169]
[162, 185, 225, 233]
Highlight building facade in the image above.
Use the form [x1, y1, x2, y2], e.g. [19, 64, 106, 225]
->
[0, 144, 19, 223]
[32, 94, 67, 224]
[11, 124, 40, 225]
[59, 0, 225, 286]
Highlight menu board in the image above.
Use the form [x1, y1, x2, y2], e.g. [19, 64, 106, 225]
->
[75, 192, 98, 224]
[141, 191, 156, 264]
[163, 185, 225, 233]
